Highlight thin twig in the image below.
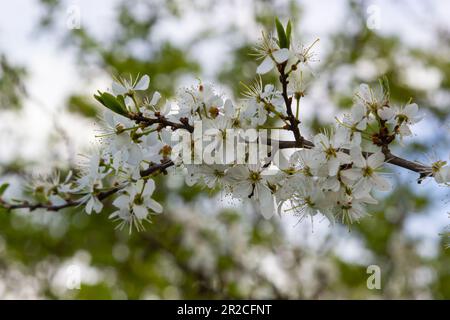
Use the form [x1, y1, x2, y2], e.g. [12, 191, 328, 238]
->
[273, 138, 433, 178]
[130, 113, 194, 133]
[0, 160, 175, 212]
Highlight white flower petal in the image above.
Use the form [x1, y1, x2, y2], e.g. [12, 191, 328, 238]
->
[434, 167, 450, 184]
[93, 198, 103, 213]
[358, 84, 371, 102]
[371, 174, 391, 191]
[143, 179, 155, 196]
[356, 118, 367, 131]
[133, 205, 148, 220]
[49, 195, 66, 206]
[367, 151, 385, 169]
[134, 75, 150, 91]
[258, 186, 275, 219]
[85, 196, 103, 214]
[337, 152, 352, 165]
[323, 177, 340, 191]
[354, 179, 372, 198]
[150, 91, 161, 105]
[128, 145, 143, 165]
[234, 182, 253, 197]
[352, 104, 366, 121]
[357, 193, 378, 205]
[399, 123, 412, 136]
[113, 194, 130, 209]
[256, 56, 275, 74]
[378, 107, 395, 121]
[146, 198, 163, 214]
[341, 168, 362, 181]
[112, 82, 127, 95]
[85, 197, 94, 214]
[334, 127, 348, 146]
[328, 158, 340, 176]
[404, 103, 418, 117]
[313, 133, 329, 148]
[272, 48, 290, 63]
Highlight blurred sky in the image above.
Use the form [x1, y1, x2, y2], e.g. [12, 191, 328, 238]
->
[0, 0, 449, 261]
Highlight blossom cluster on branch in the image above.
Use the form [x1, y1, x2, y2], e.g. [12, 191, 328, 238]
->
[0, 19, 449, 233]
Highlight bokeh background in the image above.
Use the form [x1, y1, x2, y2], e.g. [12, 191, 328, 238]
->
[0, 0, 449, 299]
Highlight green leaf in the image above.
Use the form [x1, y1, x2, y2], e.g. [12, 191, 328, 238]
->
[94, 91, 128, 116]
[116, 95, 127, 111]
[0, 183, 9, 197]
[275, 18, 288, 49]
[379, 76, 390, 100]
[286, 20, 292, 48]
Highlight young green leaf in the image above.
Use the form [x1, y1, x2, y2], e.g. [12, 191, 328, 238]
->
[94, 91, 128, 116]
[275, 18, 288, 49]
[116, 95, 128, 111]
[286, 20, 292, 48]
[379, 76, 390, 101]
[0, 183, 9, 197]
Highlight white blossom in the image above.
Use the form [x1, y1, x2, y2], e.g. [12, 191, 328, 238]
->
[110, 179, 162, 232]
[112, 74, 150, 96]
[256, 48, 290, 74]
[432, 159, 450, 184]
[228, 164, 277, 219]
[313, 129, 351, 176]
[341, 148, 391, 197]
[7, 23, 449, 237]
[395, 103, 423, 137]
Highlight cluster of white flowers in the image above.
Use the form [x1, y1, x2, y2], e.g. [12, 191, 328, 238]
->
[2, 20, 449, 232]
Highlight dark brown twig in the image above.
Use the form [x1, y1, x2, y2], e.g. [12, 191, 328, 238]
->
[130, 113, 194, 133]
[273, 139, 433, 178]
[278, 62, 304, 146]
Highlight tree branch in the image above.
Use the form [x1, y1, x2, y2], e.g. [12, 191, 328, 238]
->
[0, 133, 434, 213]
[129, 113, 194, 133]
[273, 138, 433, 178]
[0, 160, 175, 213]
[278, 62, 304, 146]
[139, 159, 174, 177]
